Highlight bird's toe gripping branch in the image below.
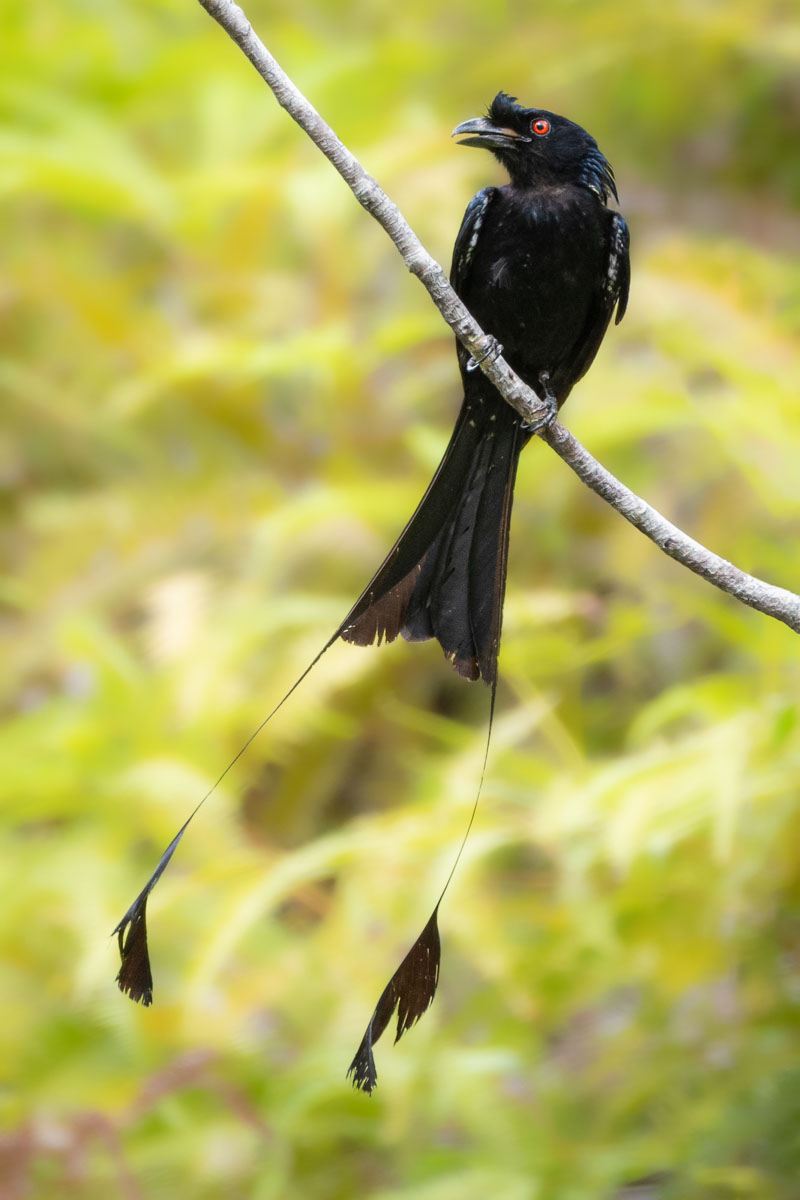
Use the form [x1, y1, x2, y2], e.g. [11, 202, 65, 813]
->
[520, 370, 558, 434]
[466, 335, 503, 372]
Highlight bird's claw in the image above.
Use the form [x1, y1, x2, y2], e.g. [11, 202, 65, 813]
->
[466, 336, 503, 372]
[523, 371, 559, 433]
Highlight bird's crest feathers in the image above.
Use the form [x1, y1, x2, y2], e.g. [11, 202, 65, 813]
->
[486, 91, 618, 203]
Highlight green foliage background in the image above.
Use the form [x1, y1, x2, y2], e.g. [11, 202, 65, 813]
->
[2, 1, 800, 1196]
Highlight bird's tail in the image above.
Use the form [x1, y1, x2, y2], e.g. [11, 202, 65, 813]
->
[114, 390, 525, 1005]
[340, 394, 527, 684]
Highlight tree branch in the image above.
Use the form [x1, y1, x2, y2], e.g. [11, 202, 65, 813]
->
[196, 0, 800, 636]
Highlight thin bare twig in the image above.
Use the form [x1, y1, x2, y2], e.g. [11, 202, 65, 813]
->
[196, 0, 800, 635]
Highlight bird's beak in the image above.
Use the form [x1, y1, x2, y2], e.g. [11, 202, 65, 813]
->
[452, 116, 530, 150]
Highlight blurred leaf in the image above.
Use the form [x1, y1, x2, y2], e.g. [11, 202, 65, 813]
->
[2, 0, 800, 1196]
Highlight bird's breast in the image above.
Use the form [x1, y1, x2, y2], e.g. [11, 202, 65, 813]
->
[462, 189, 609, 377]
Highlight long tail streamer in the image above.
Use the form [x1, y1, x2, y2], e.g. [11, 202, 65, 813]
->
[114, 614, 498, 1094]
[346, 681, 497, 1093]
[113, 634, 337, 1004]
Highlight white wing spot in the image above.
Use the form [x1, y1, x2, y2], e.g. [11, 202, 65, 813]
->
[459, 191, 491, 277]
[604, 217, 627, 296]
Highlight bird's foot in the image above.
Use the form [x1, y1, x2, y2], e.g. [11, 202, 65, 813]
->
[523, 371, 559, 433]
[466, 335, 503, 372]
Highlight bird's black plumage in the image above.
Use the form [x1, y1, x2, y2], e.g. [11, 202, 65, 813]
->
[340, 93, 629, 684]
[114, 96, 631, 1086]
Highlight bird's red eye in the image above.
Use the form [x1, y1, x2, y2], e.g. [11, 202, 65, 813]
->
[531, 118, 550, 136]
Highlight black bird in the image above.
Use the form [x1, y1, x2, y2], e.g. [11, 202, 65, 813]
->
[114, 97, 630, 1055]
[340, 92, 629, 685]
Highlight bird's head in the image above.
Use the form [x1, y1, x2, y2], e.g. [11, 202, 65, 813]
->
[453, 92, 617, 202]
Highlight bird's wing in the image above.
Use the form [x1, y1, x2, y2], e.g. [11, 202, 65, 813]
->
[563, 210, 630, 390]
[609, 213, 630, 325]
[450, 186, 498, 296]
